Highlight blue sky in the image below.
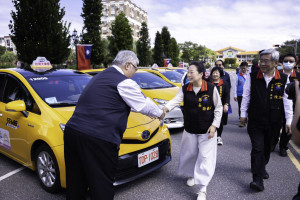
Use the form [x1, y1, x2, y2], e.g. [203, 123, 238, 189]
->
[1, 0, 300, 51]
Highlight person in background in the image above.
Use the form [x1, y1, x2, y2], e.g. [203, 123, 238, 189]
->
[240, 49, 293, 192]
[233, 62, 248, 127]
[215, 60, 231, 89]
[295, 61, 300, 73]
[211, 67, 230, 145]
[277, 62, 283, 71]
[64, 50, 165, 200]
[275, 54, 300, 156]
[163, 61, 223, 200]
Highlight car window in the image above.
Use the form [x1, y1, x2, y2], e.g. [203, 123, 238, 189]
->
[132, 73, 175, 89]
[160, 71, 183, 83]
[26, 75, 91, 107]
[3, 75, 41, 114]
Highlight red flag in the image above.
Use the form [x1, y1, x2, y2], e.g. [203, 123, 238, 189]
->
[164, 59, 171, 67]
[77, 45, 92, 70]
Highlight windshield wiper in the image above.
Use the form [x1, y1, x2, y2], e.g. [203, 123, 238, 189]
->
[49, 102, 77, 107]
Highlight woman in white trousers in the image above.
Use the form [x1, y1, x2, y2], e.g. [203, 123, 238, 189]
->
[163, 61, 223, 200]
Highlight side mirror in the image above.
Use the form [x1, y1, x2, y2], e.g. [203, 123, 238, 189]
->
[5, 100, 28, 117]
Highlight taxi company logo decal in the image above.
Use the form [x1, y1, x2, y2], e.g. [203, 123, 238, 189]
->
[0, 128, 11, 150]
[6, 118, 19, 129]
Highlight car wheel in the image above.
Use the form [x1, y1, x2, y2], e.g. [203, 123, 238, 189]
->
[35, 144, 61, 193]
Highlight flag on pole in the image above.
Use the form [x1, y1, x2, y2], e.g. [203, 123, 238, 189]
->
[77, 44, 92, 70]
[179, 62, 184, 68]
[164, 59, 171, 67]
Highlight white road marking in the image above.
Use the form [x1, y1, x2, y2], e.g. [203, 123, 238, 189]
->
[0, 166, 25, 182]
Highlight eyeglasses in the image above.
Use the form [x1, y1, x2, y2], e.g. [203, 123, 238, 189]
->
[129, 63, 138, 71]
[294, 66, 300, 69]
[259, 59, 271, 64]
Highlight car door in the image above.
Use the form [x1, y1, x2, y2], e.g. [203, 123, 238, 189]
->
[0, 73, 41, 163]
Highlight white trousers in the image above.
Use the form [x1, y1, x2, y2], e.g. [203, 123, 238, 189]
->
[178, 130, 217, 191]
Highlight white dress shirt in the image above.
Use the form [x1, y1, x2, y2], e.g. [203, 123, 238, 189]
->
[240, 71, 293, 125]
[165, 85, 223, 128]
[112, 65, 163, 117]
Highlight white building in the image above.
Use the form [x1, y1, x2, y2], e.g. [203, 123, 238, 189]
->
[101, 0, 148, 41]
[0, 36, 17, 54]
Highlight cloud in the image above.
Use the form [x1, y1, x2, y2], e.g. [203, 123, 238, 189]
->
[132, 0, 300, 51]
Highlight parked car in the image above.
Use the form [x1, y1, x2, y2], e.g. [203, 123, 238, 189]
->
[81, 69, 184, 129]
[0, 66, 171, 193]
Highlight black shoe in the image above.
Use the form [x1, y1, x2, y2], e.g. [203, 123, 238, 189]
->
[279, 148, 287, 157]
[263, 171, 269, 179]
[250, 176, 264, 191]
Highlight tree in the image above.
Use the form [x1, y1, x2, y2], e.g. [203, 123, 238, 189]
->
[9, 0, 70, 64]
[136, 22, 151, 66]
[153, 31, 163, 66]
[108, 12, 133, 58]
[275, 39, 300, 62]
[0, 52, 17, 65]
[169, 37, 179, 66]
[161, 26, 171, 58]
[81, 0, 104, 66]
[0, 46, 5, 56]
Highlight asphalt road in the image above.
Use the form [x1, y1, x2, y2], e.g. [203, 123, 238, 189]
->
[0, 71, 299, 200]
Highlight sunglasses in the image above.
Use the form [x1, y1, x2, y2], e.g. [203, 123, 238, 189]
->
[294, 66, 300, 69]
[283, 60, 295, 63]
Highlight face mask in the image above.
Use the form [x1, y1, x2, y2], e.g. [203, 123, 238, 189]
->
[283, 62, 294, 70]
[276, 65, 283, 70]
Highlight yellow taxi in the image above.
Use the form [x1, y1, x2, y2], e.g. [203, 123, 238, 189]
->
[142, 68, 183, 87]
[0, 58, 171, 193]
[81, 69, 184, 129]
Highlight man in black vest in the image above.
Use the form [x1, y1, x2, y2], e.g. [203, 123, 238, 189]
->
[64, 51, 165, 200]
[240, 49, 293, 192]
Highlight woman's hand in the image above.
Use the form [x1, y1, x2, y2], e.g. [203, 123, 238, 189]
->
[207, 125, 216, 139]
[224, 104, 228, 113]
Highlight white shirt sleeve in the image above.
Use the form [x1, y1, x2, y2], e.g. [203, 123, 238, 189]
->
[165, 87, 184, 111]
[240, 73, 251, 118]
[233, 75, 238, 98]
[117, 79, 163, 117]
[212, 87, 223, 128]
[284, 79, 293, 125]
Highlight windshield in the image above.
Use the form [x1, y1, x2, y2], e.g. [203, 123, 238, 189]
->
[132, 72, 175, 89]
[26, 75, 92, 107]
[160, 71, 183, 83]
[175, 69, 187, 74]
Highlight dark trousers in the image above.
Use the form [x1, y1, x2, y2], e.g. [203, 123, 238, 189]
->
[217, 121, 223, 137]
[64, 126, 118, 200]
[247, 121, 281, 178]
[237, 96, 243, 118]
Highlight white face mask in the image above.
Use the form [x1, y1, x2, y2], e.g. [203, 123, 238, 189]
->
[277, 65, 283, 70]
[283, 62, 294, 70]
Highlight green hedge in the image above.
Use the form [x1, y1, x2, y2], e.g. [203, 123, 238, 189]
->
[0, 64, 16, 69]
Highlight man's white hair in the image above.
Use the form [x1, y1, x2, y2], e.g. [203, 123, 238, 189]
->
[112, 50, 139, 67]
[259, 48, 280, 61]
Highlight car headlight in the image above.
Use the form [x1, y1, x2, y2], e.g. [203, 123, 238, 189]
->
[60, 123, 66, 132]
[153, 98, 169, 105]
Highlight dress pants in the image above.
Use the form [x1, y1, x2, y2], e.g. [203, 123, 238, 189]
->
[178, 130, 217, 191]
[237, 96, 243, 118]
[247, 121, 281, 178]
[64, 126, 118, 200]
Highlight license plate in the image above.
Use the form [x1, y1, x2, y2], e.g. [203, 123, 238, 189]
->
[138, 147, 159, 168]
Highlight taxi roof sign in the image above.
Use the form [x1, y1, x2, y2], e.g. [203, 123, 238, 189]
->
[31, 57, 53, 72]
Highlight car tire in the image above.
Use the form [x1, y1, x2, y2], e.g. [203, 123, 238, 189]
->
[35, 144, 61, 193]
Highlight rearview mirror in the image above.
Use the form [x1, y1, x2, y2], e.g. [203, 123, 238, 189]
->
[5, 100, 26, 112]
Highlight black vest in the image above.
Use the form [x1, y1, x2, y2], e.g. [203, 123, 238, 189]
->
[248, 69, 288, 125]
[183, 80, 215, 134]
[67, 67, 131, 145]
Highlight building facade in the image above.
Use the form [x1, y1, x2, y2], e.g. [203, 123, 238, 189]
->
[215, 46, 258, 64]
[101, 0, 148, 41]
[0, 36, 17, 54]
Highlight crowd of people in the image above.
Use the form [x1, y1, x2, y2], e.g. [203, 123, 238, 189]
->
[63, 49, 300, 200]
